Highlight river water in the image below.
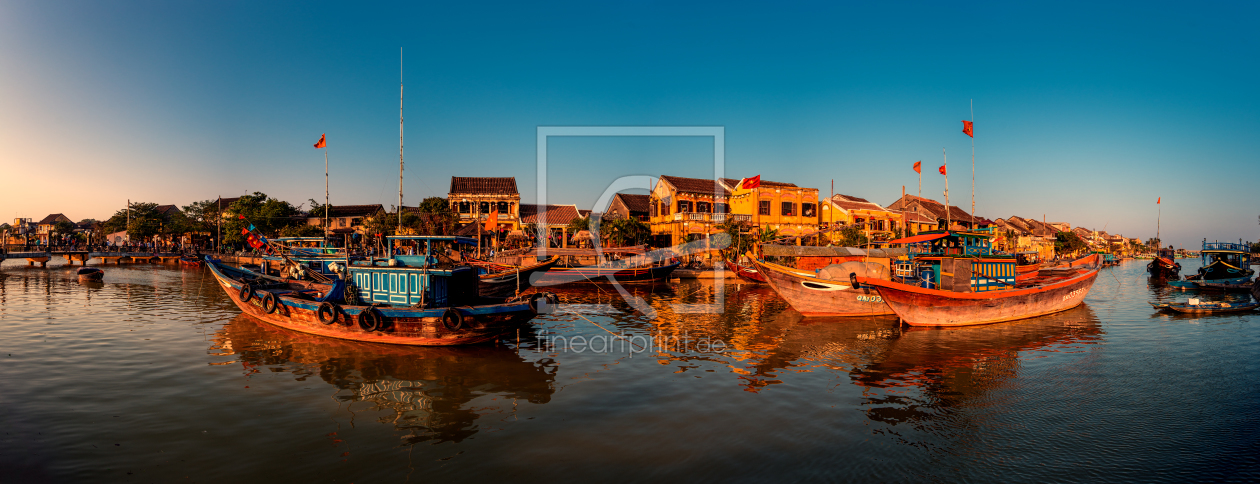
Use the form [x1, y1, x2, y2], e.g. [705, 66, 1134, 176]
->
[1, 258, 1256, 482]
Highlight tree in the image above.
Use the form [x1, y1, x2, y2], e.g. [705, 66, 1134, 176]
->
[1055, 231, 1087, 256]
[417, 196, 451, 214]
[52, 220, 76, 244]
[833, 225, 869, 247]
[599, 216, 649, 248]
[362, 209, 397, 239]
[181, 199, 220, 235]
[567, 216, 589, 233]
[221, 192, 304, 245]
[716, 218, 753, 260]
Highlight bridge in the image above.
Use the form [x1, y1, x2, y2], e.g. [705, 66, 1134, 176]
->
[0, 249, 183, 267]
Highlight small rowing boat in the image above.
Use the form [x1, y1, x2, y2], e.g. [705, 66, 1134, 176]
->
[179, 255, 204, 267]
[725, 258, 767, 284]
[77, 267, 104, 282]
[1151, 299, 1259, 314]
[468, 256, 559, 298]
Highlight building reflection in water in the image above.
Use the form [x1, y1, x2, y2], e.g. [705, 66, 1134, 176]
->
[208, 314, 557, 444]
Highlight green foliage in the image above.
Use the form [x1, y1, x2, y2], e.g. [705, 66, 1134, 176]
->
[1055, 231, 1088, 255]
[181, 200, 220, 234]
[832, 225, 868, 247]
[306, 199, 328, 219]
[417, 197, 452, 214]
[567, 216, 589, 233]
[222, 192, 303, 245]
[716, 218, 753, 260]
[361, 209, 397, 238]
[597, 217, 649, 247]
[52, 220, 77, 242]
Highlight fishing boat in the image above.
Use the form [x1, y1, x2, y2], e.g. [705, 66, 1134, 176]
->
[206, 235, 555, 346]
[1014, 251, 1042, 283]
[753, 257, 894, 316]
[1101, 253, 1120, 267]
[1151, 299, 1259, 314]
[1180, 240, 1253, 285]
[857, 247, 1101, 327]
[179, 255, 204, 267]
[76, 267, 104, 282]
[467, 255, 560, 297]
[725, 257, 767, 284]
[1146, 247, 1181, 280]
[531, 260, 680, 285]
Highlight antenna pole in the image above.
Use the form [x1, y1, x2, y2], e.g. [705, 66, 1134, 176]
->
[399, 48, 404, 231]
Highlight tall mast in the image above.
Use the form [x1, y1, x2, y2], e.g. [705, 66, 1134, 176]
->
[970, 99, 975, 220]
[943, 148, 950, 230]
[398, 48, 404, 231]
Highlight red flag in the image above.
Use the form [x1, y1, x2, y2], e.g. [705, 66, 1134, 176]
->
[238, 215, 246, 220]
[939, 164, 947, 175]
[1157, 197, 1160, 204]
[314, 133, 326, 149]
[741, 175, 761, 189]
[241, 227, 250, 235]
[913, 161, 921, 174]
[962, 120, 973, 137]
[485, 210, 499, 232]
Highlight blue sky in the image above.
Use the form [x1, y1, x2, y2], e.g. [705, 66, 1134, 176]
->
[1, 1, 1256, 248]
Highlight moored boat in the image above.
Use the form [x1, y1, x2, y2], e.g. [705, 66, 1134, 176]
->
[1152, 299, 1259, 314]
[469, 256, 560, 297]
[858, 254, 1101, 327]
[1182, 240, 1253, 285]
[1147, 247, 1181, 280]
[725, 258, 767, 283]
[77, 267, 104, 282]
[531, 260, 679, 285]
[179, 255, 204, 267]
[753, 258, 894, 317]
[206, 236, 555, 346]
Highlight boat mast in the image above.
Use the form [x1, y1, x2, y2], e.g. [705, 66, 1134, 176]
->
[943, 148, 949, 230]
[325, 138, 329, 245]
[398, 48, 404, 232]
[970, 99, 975, 220]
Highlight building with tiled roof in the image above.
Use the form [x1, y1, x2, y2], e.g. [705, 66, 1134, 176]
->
[650, 174, 818, 247]
[886, 195, 982, 231]
[448, 176, 521, 231]
[35, 213, 72, 244]
[520, 204, 584, 248]
[820, 194, 905, 241]
[306, 204, 382, 234]
[606, 193, 650, 221]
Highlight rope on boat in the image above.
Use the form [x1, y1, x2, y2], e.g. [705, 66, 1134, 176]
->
[561, 309, 645, 350]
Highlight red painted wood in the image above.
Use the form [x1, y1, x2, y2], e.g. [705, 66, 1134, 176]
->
[753, 259, 894, 317]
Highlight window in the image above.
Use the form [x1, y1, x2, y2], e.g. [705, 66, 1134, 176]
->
[497, 201, 509, 214]
[876, 220, 885, 231]
[458, 202, 471, 213]
[479, 202, 490, 214]
[696, 201, 712, 213]
[716, 203, 730, 214]
[649, 202, 657, 217]
[781, 202, 795, 216]
[677, 200, 693, 213]
[351, 218, 362, 226]
[759, 200, 771, 216]
[855, 217, 865, 227]
[802, 203, 816, 217]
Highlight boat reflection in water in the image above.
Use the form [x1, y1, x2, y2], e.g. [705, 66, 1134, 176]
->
[208, 314, 557, 444]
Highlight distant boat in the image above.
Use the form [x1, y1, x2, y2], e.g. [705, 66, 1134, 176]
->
[77, 267, 104, 282]
[1147, 247, 1181, 280]
[468, 256, 559, 298]
[1152, 299, 1259, 314]
[1182, 241, 1253, 285]
[532, 260, 680, 285]
[725, 258, 767, 284]
[179, 255, 204, 267]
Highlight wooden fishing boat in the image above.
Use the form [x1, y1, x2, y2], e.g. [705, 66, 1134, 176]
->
[179, 255, 204, 267]
[206, 237, 555, 346]
[1151, 299, 1259, 314]
[725, 258, 767, 283]
[1015, 251, 1041, 283]
[531, 260, 679, 285]
[1183, 240, 1254, 285]
[1147, 247, 1181, 280]
[753, 258, 894, 317]
[469, 256, 559, 297]
[857, 254, 1101, 327]
[76, 267, 104, 282]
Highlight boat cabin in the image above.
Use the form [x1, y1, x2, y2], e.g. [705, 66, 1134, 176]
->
[1197, 240, 1254, 282]
[347, 236, 480, 308]
[889, 230, 1016, 292]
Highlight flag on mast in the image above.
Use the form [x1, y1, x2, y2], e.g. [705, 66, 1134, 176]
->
[740, 175, 761, 189]
[1157, 197, 1161, 204]
[314, 133, 326, 148]
[938, 164, 947, 175]
[913, 161, 921, 173]
[961, 120, 973, 137]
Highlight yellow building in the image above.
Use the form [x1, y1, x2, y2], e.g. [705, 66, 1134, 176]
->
[818, 194, 905, 242]
[649, 175, 739, 247]
[448, 177, 522, 231]
[724, 177, 819, 239]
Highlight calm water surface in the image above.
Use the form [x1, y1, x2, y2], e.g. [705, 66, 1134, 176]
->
[1, 258, 1257, 482]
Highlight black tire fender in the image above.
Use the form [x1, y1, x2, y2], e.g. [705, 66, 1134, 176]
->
[261, 292, 278, 314]
[239, 283, 253, 302]
[442, 307, 463, 331]
[358, 307, 381, 332]
[318, 302, 339, 325]
[849, 272, 860, 290]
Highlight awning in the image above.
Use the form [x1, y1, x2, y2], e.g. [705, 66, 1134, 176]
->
[888, 232, 949, 244]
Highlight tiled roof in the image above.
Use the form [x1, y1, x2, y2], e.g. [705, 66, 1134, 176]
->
[719, 177, 798, 189]
[578, 209, 592, 218]
[324, 204, 383, 217]
[216, 197, 241, 210]
[449, 177, 519, 195]
[520, 204, 582, 225]
[154, 205, 182, 216]
[613, 193, 651, 213]
[894, 195, 980, 224]
[828, 194, 888, 212]
[902, 212, 935, 224]
[38, 213, 71, 225]
[660, 175, 731, 196]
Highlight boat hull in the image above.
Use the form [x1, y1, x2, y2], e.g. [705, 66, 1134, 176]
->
[477, 256, 558, 298]
[725, 259, 768, 284]
[860, 258, 1100, 327]
[753, 260, 894, 317]
[531, 262, 679, 285]
[208, 260, 538, 346]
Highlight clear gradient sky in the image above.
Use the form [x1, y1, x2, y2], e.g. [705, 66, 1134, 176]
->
[1, 1, 1257, 248]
